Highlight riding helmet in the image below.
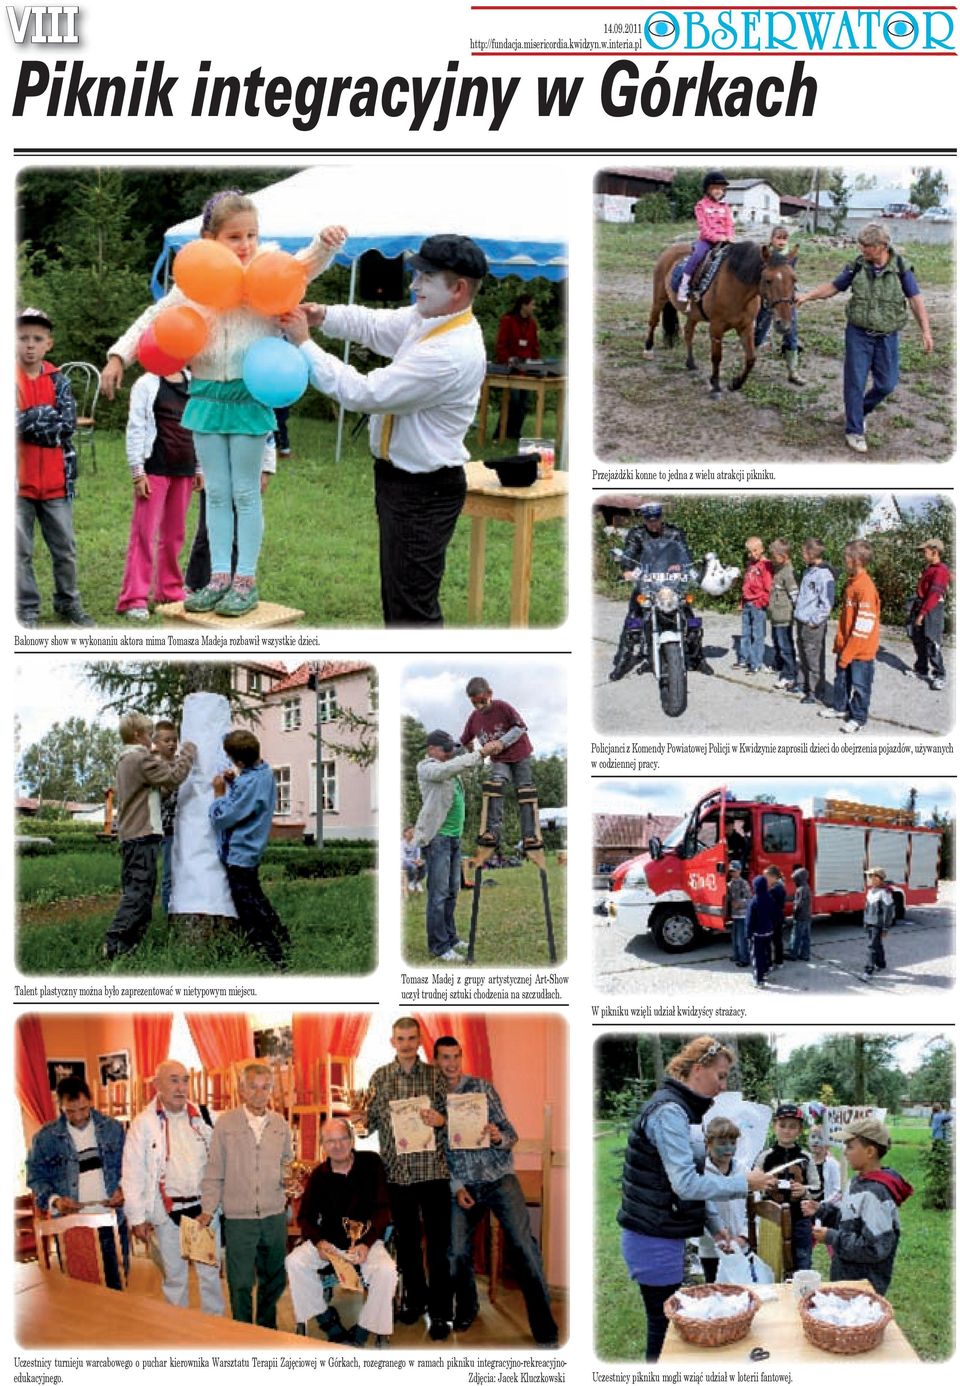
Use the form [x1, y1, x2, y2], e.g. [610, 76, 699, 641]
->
[702, 171, 730, 193]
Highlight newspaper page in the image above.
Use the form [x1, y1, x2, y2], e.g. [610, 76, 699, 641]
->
[5, 2, 957, 1386]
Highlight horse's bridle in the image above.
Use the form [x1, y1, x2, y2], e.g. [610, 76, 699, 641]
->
[760, 270, 797, 312]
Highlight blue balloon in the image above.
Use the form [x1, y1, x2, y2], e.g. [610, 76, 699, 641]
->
[242, 337, 308, 408]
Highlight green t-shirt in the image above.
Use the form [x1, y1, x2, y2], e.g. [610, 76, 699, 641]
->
[439, 777, 465, 837]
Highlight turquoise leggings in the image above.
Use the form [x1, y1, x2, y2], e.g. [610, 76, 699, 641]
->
[192, 432, 268, 578]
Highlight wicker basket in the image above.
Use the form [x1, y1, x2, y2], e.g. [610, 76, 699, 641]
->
[664, 1283, 762, 1347]
[798, 1285, 894, 1354]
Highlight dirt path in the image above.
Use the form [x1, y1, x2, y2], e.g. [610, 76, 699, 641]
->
[595, 240, 955, 465]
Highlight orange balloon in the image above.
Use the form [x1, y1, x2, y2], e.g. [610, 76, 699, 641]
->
[172, 239, 244, 310]
[243, 251, 307, 316]
[154, 305, 208, 360]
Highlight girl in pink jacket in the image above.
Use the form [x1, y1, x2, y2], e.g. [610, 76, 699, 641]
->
[678, 171, 735, 306]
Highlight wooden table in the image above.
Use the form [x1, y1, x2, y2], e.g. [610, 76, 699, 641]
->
[14, 1262, 324, 1349]
[661, 1280, 919, 1362]
[476, 371, 566, 447]
[462, 460, 567, 626]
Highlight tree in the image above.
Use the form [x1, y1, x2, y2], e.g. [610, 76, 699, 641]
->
[910, 167, 948, 211]
[18, 717, 119, 803]
[853, 173, 878, 191]
[402, 715, 429, 829]
[316, 668, 379, 769]
[909, 1037, 954, 1106]
[83, 662, 258, 724]
[827, 169, 851, 236]
[929, 807, 954, 880]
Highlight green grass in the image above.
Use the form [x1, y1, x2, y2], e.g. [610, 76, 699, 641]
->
[17, 853, 375, 975]
[27, 414, 566, 627]
[403, 857, 566, 967]
[594, 1121, 953, 1362]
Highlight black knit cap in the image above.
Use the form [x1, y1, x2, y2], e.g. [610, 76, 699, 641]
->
[409, 234, 488, 280]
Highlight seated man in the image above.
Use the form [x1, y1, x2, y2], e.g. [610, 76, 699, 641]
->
[285, 1117, 397, 1346]
[434, 1035, 559, 1346]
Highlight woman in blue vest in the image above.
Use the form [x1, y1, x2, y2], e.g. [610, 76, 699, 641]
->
[796, 222, 934, 455]
[618, 1036, 778, 1360]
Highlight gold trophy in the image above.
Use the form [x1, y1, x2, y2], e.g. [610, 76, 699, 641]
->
[342, 1218, 371, 1257]
[283, 1158, 313, 1201]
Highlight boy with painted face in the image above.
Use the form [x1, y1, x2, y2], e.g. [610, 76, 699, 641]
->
[752, 1104, 818, 1270]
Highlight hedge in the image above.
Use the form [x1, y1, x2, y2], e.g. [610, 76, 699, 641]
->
[595, 495, 954, 633]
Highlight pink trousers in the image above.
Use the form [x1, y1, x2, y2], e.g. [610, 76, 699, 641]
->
[116, 474, 194, 612]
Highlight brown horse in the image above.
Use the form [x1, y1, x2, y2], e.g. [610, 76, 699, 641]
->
[644, 241, 797, 397]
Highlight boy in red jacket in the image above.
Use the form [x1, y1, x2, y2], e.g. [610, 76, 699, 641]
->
[16, 307, 93, 627]
[820, 539, 880, 734]
[907, 537, 951, 692]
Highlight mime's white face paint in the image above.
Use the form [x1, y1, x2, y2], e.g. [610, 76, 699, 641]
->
[412, 270, 456, 319]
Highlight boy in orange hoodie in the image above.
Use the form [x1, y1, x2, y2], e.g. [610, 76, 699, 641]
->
[819, 539, 880, 735]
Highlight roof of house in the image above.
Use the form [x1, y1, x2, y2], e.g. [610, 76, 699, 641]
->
[595, 813, 681, 848]
[599, 166, 675, 184]
[270, 661, 371, 694]
[16, 796, 99, 813]
[238, 660, 290, 678]
[726, 178, 779, 193]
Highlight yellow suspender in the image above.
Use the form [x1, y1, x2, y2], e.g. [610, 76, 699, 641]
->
[376, 310, 475, 460]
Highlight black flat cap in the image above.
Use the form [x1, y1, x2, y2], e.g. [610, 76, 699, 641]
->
[409, 235, 488, 280]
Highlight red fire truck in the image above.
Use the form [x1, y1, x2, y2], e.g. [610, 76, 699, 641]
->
[604, 787, 942, 953]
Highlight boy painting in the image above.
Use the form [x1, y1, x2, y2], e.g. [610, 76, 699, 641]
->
[153, 719, 181, 915]
[802, 1117, 913, 1294]
[820, 539, 880, 735]
[103, 713, 196, 961]
[209, 730, 289, 969]
[16, 307, 93, 627]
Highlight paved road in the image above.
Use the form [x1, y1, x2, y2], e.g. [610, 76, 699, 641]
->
[594, 600, 954, 738]
[593, 886, 955, 997]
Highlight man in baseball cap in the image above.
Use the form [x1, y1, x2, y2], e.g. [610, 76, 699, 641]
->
[411, 730, 495, 961]
[907, 536, 951, 692]
[282, 234, 488, 627]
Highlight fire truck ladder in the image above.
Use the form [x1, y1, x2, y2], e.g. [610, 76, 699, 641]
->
[466, 778, 557, 964]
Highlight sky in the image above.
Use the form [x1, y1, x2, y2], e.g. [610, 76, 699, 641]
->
[773, 1027, 948, 1075]
[15, 662, 109, 753]
[402, 658, 567, 755]
[594, 777, 954, 826]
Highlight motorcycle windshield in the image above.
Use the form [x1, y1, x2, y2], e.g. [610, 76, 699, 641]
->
[639, 537, 689, 582]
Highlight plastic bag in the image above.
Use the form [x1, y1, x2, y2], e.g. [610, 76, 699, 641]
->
[716, 1247, 775, 1286]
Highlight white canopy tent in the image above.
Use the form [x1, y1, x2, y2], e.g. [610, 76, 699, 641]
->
[152, 162, 568, 459]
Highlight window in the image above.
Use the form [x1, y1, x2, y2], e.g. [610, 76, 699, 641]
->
[762, 812, 797, 854]
[317, 688, 338, 723]
[282, 697, 301, 731]
[309, 760, 338, 813]
[246, 669, 262, 694]
[274, 766, 291, 815]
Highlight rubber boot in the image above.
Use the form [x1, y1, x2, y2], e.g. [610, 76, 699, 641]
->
[786, 350, 806, 386]
[677, 273, 692, 310]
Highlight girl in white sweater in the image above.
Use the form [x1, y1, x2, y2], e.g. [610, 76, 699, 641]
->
[103, 190, 345, 616]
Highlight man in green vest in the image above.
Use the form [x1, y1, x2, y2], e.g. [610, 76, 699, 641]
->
[797, 222, 934, 454]
[414, 730, 494, 961]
